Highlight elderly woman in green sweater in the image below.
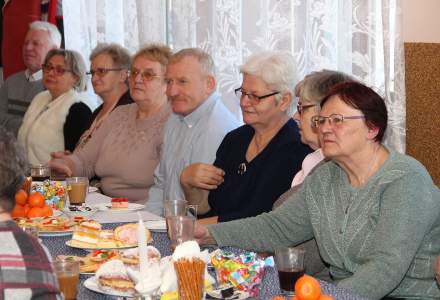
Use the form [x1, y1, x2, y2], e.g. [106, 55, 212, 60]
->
[195, 81, 440, 299]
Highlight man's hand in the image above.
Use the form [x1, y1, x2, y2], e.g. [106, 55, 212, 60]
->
[180, 163, 224, 190]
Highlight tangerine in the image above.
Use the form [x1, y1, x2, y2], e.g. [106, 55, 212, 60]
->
[41, 205, 53, 217]
[15, 189, 28, 205]
[318, 295, 333, 300]
[23, 204, 30, 215]
[28, 192, 45, 208]
[11, 204, 26, 218]
[27, 207, 45, 218]
[291, 297, 299, 300]
[272, 296, 285, 300]
[294, 275, 321, 300]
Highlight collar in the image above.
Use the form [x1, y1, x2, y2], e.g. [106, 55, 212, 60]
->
[25, 69, 43, 82]
[178, 91, 219, 128]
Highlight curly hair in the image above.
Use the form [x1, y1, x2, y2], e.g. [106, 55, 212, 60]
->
[0, 127, 29, 212]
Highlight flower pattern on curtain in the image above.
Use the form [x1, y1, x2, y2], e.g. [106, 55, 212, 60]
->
[63, 0, 405, 152]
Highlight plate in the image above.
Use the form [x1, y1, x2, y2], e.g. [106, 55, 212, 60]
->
[39, 230, 74, 237]
[93, 203, 145, 213]
[206, 289, 249, 299]
[61, 206, 98, 218]
[144, 220, 166, 232]
[89, 186, 99, 193]
[65, 240, 138, 251]
[84, 276, 136, 298]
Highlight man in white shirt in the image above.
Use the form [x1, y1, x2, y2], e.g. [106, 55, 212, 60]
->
[145, 48, 240, 215]
[0, 20, 61, 135]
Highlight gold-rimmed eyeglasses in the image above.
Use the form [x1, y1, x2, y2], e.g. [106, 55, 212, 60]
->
[311, 114, 365, 128]
[129, 69, 162, 82]
[297, 103, 318, 115]
[234, 87, 280, 105]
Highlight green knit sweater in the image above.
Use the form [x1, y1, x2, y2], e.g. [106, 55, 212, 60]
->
[209, 151, 440, 299]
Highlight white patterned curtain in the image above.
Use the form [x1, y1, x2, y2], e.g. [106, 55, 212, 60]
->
[63, 0, 405, 152]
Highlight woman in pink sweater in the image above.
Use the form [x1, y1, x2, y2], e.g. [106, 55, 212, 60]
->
[49, 45, 172, 204]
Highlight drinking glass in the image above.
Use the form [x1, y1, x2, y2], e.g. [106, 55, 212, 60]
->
[31, 164, 51, 181]
[167, 215, 196, 249]
[53, 260, 80, 300]
[66, 177, 89, 206]
[164, 199, 198, 218]
[275, 247, 305, 295]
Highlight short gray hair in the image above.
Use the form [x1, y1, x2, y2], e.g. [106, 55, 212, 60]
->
[44, 49, 87, 92]
[90, 43, 131, 69]
[169, 48, 216, 77]
[240, 51, 296, 102]
[295, 70, 354, 105]
[29, 20, 62, 48]
[0, 127, 29, 212]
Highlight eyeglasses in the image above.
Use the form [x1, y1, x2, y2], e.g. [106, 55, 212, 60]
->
[129, 69, 162, 82]
[297, 103, 318, 115]
[234, 88, 280, 104]
[311, 114, 365, 128]
[86, 68, 123, 77]
[42, 64, 72, 76]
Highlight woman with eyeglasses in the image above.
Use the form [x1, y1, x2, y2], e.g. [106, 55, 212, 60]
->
[49, 45, 172, 204]
[273, 70, 354, 208]
[75, 43, 133, 150]
[18, 49, 92, 165]
[195, 81, 440, 299]
[180, 51, 311, 223]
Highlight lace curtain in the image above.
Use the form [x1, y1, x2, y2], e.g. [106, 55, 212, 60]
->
[63, 0, 405, 152]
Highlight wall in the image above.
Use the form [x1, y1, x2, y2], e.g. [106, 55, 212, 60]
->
[402, 0, 440, 186]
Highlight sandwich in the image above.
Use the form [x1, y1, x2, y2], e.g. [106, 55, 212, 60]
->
[96, 259, 135, 294]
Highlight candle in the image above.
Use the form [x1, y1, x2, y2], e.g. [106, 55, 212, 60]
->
[137, 212, 148, 287]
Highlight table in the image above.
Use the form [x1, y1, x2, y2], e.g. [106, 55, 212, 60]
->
[41, 223, 367, 300]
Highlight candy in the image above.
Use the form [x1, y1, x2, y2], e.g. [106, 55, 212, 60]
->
[211, 250, 274, 297]
[31, 180, 66, 209]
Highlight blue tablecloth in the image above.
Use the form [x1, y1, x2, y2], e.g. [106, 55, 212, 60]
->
[41, 223, 367, 300]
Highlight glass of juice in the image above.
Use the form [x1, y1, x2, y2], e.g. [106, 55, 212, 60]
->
[275, 247, 305, 296]
[53, 260, 80, 300]
[66, 177, 89, 206]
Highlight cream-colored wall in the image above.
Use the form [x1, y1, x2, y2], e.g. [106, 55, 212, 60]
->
[402, 0, 440, 43]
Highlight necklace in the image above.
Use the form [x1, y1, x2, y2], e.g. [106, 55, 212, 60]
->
[358, 145, 380, 186]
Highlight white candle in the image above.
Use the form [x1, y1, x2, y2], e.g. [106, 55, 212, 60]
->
[137, 212, 148, 285]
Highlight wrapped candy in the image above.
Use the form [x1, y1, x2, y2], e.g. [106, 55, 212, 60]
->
[31, 180, 66, 209]
[211, 250, 274, 297]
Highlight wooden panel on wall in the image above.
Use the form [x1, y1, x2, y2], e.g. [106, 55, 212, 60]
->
[404, 43, 440, 186]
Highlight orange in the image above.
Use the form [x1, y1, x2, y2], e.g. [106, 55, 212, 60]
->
[291, 297, 299, 300]
[28, 192, 45, 208]
[41, 205, 53, 217]
[318, 295, 333, 300]
[23, 204, 30, 215]
[11, 204, 26, 218]
[27, 207, 45, 218]
[294, 275, 321, 300]
[272, 297, 285, 300]
[15, 189, 28, 205]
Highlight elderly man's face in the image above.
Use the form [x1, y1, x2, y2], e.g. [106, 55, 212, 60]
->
[22, 29, 54, 73]
[165, 56, 215, 116]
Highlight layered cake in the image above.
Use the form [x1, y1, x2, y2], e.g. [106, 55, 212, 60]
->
[111, 198, 129, 209]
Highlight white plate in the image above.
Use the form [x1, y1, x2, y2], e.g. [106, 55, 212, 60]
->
[206, 289, 249, 299]
[84, 276, 136, 298]
[93, 203, 145, 213]
[61, 206, 98, 218]
[144, 220, 166, 232]
[88, 186, 99, 193]
[39, 230, 74, 237]
[65, 240, 138, 251]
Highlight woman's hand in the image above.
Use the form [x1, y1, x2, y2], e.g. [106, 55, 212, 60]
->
[47, 158, 73, 177]
[180, 163, 225, 190]
[194, 221, 217, 246]
[434, 255, 440, 284]
[50, 150, 72, 159]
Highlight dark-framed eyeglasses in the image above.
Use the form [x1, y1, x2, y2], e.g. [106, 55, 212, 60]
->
[42, 64, 72, 76]
[86, 68, 124, 77]
[234, 87, 280, 104]
[311, 114, 365, 128]
[297, 103, 318, 115]
[129, 69, 162, 82]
